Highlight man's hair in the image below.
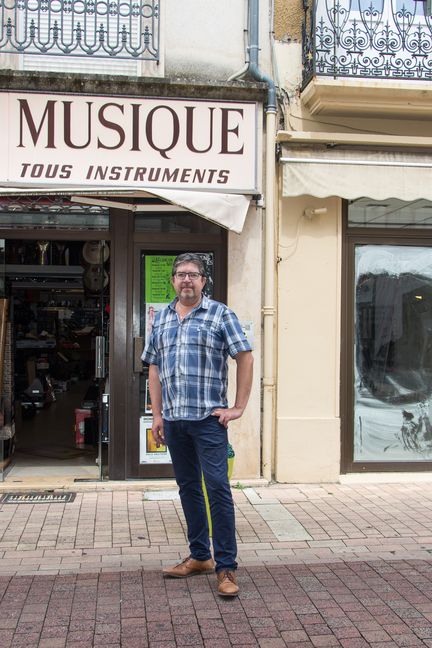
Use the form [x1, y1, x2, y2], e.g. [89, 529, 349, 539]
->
[172, 253, 206, 277]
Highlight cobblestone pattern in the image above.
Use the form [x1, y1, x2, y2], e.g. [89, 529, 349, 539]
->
[1, 559, 432, 648]
[0, 483, 432, 575]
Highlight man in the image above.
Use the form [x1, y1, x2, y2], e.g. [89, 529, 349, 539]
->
[142, 252, 253, 597]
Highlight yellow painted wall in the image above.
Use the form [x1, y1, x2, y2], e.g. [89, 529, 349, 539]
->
[276, 195, 341, 482]
[227, 205, 263, 479]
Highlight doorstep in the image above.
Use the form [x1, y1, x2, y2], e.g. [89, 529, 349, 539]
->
[0, 476, 269, 492]
[340, 472, 432, 484]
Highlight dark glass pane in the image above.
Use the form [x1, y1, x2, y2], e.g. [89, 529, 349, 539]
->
[138, 250, 214, 466]
[135, 212, 221, 234]
[348, 198, 432, 229]
[0, 196, 108, 230]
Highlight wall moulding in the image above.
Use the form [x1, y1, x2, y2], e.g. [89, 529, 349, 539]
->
[301, 77, 432, 119]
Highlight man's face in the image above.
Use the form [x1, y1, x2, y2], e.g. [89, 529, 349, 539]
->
[171, 262, 206, 304]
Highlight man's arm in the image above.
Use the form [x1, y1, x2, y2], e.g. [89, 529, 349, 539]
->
[212, 351, 253, 427]
[148, 363, 165, 446]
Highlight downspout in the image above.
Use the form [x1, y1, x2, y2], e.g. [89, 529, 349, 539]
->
[247, 0, 277, 482]
[247, 0, 277, 112]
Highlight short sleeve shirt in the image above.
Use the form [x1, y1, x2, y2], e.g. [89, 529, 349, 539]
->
[142, 295, 252, 421]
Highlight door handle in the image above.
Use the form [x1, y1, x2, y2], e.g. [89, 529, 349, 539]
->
[133, 337, 144, 373]
[95, 336, 105, 378]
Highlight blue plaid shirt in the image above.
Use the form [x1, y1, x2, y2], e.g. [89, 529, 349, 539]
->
[142, 295, 252, 421]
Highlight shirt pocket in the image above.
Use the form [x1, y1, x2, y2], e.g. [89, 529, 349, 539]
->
[154, 322, 177, 350]
[196, 322, 224, 350]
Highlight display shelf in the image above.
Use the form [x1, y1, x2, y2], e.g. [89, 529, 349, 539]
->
[16, 339, 56, 349]
[6, 265, 84, 277]
[39, 306, 100, 312]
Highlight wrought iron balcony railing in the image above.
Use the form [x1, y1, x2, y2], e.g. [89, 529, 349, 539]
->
[0, 0, 159, 61]
[303, 0, 432, 85]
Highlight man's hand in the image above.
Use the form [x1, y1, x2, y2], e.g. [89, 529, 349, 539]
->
[152, 414, 165, 447]
[211, 406, 244, 428]
[211, 351, 253, 428]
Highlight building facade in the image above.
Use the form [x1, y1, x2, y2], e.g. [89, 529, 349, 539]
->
[274, 0, 432, 480]
[0, 0, 274, 482]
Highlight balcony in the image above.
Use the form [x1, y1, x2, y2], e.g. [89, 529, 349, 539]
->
[301, 0, 432, 117]
[0, 0, 160, 74]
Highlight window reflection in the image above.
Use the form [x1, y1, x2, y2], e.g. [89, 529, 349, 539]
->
[355, 245, 432, 461]
[348, 198, 432, 228]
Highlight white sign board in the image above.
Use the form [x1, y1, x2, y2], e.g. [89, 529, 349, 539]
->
[0, 92, 260, 193]
[139, 416, 172, 464]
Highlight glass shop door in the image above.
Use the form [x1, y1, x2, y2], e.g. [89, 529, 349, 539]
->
[343, 239, 432, 472]
[85, 240, 110, 481]
[131, 250, 217, 478]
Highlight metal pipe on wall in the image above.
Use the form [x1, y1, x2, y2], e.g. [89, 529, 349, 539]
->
[245, 0, 277, 481]
[262, 111, 277, 482]
[248, 0, 277, 112]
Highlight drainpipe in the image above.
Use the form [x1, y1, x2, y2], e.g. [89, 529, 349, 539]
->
[228, 0, 277, 112]
[247, 0, 277, 112]
[246, 0, 277, 482]
[262, 113, 277, 483]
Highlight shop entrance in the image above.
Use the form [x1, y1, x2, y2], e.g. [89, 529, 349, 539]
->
[127, 210, 227, 479]
[2, 237, 110, 482]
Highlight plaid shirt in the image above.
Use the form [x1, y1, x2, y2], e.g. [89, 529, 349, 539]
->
[142, 295, 252, 421]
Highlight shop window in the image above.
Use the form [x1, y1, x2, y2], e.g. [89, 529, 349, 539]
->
[344, 198, 432, 470]
[354, 245, 432, 462]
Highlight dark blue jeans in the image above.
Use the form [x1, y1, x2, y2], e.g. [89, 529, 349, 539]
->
[164, 415, 237, 572]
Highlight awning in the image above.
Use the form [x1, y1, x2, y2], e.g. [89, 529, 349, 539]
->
[149, 189, 251, 233]
[281, 146, 432, 201]
[0, 185, 252, 234]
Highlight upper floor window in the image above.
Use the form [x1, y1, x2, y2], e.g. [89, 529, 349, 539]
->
[0, 0, 161, 76]
[303, 0, 432, 84]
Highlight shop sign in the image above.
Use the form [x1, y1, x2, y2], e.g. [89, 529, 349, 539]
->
[140, 416, 172, 464]
[0, 92, 260, 193]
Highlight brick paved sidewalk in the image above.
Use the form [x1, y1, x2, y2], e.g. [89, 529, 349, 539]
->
[1, 481, 432, 646]
[2, 559, 432, 647]
[0, 482, 432, 575]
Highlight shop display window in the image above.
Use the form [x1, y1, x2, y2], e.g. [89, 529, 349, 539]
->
[345, 198, 432, 470]
[354, 245, 432, 461]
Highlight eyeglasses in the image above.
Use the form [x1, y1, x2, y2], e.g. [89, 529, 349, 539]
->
[173, 272, 202, 280]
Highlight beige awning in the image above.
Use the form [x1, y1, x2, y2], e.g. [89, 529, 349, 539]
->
[150, 189, 251, 233]
[281, 146, 432, 201]
[0, 185, 251, 233]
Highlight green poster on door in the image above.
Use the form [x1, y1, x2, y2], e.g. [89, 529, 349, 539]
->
[145, 255, 176, 303]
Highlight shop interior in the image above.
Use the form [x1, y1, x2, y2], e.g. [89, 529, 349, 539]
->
[0, 238, 109, 482]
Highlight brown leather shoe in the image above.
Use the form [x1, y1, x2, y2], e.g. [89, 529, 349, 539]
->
[162, 556, 215, 578]
[217, 570, 239, 597]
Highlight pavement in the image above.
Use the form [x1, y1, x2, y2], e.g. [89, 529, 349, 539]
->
[1, 479, 432, 646]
